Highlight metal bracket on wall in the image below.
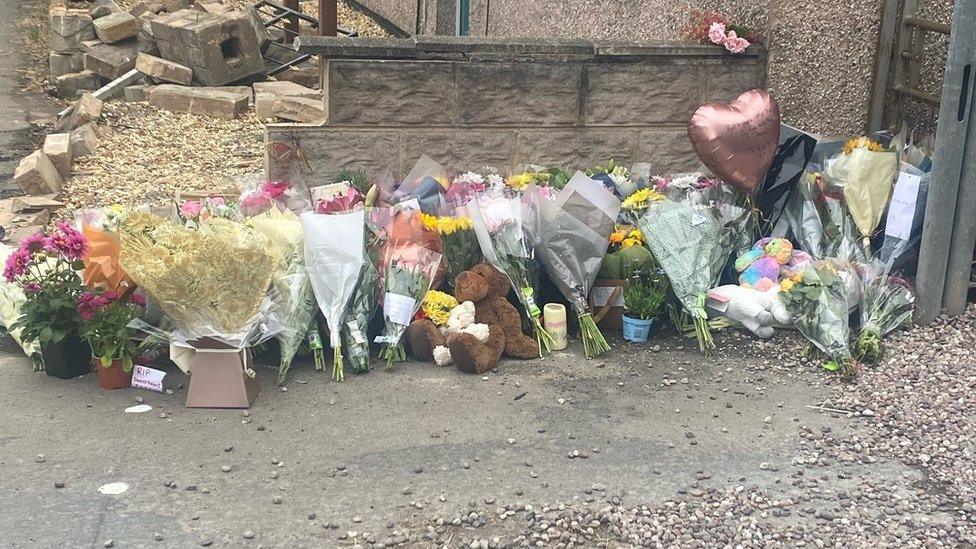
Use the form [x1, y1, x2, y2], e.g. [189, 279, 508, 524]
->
[250, 0, 350, 76]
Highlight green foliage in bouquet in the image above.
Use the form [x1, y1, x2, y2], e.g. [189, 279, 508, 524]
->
[334, 169, 371, 195]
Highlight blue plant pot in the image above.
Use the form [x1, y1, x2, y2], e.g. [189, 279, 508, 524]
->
[622, 315, 653, 343]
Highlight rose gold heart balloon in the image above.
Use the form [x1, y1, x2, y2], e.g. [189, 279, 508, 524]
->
[687, 89, 781, 195]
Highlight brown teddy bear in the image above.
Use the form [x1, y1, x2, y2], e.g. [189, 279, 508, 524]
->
[406, 263, 538, 373]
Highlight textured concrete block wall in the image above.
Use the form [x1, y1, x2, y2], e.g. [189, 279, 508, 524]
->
[268, 37, 765, 182]
[356, 0, 952, 136]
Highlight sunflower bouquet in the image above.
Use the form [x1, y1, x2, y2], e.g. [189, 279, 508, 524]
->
[619, 187, 665, 227]
[420, 212, 482, 287]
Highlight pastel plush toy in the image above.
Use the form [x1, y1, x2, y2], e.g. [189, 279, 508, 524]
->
[735, 237, 813, 291]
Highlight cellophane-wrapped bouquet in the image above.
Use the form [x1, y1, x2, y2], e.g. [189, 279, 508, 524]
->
[247, 206, 319, 384]
[118, 213, 280, 348]
[529, 172, 621, 358]
[340, 208, 392, 374]
[780, 168, 865, 263]
[302, 210, 366, 381]
[855, 261, 914, 363]
[639, 198, 727, 352]
[779, 259, 859, 377]
[420, 211, 482, 287]
[376, 243, 441, 367]
[467, 194, 553, 356]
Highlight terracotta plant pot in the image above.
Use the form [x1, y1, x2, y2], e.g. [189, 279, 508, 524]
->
[94, 357, 133, 390]
[41, 336, 92, 379]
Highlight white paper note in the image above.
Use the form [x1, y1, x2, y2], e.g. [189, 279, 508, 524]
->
[590, 286, 624, 307]
[384, 293, 417, 326]
[131, 365, 166, 392]
[884, 172, 921, 240]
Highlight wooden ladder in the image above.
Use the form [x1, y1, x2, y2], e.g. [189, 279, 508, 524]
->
[868, 0, 952, 132]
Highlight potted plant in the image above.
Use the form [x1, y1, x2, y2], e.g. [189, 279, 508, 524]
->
[78, 289, 146, 390]
[5, 224, 91, 378]
[622, 269, 669, 343]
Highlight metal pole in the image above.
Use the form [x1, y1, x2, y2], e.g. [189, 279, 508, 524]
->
[283, 0, 299, 44]
[941, 0, 976, 314]
[914, 0, 976, 323]
[319, 0, 338, 36]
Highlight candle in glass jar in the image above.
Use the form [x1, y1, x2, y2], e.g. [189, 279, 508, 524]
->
[543, 303, 568, 350]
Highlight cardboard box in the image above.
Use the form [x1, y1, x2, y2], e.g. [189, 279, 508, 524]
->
[184, 342, 259, 409]
[589, 279, 626, 331]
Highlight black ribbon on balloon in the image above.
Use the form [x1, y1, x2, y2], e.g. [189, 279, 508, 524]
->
[755, 125, 817, 235]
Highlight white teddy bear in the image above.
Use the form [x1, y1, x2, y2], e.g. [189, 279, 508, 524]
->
[433, 301, 491, 366]
[706, 285, 792, 339]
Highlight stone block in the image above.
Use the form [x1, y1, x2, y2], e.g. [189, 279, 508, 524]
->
[56, 92, 104, 131]
[130, 1, 164, 17]
[136, 52, 192, 84]
[91, 0, 123, 19]
[49, 52, 85, 80]
[42, 133, 74, 179]
[195, 1, 233, 15]
[12, 195, 64, 213]
[271, 96, 326, 124]
[70, 123, 102, 157]
[253, 81, 320, 99]
[83, 38, 157, 79]
[401, 129, 517, 175]
[161, 0, 190, 12]
[266, 127, 400, 182]
[457, 62, 581, 126]
[515, 128, 639, 170]
[585, 63, 705, 125]
[148, 84, 250, 119]
[50, 8, 96, 52]
[275, 65, 319, 89]
[327, 60, 456, 125]
[704, 63, 765, 103]
[635, 129, 702, 173]
[254, 92, 274, 118]
[93, 11, 141, 44]
[13, 151, 62, 196]
[151, 10, 264, 86]
[124, 84, 152, 102]
[212, 86, 253, 103]
[55, 70, 103, 98]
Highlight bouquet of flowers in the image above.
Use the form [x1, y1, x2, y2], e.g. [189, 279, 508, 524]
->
[248, 206, 320, 384]
[619, 187, 665, 227]
[238, 177, 313, 217]
[376, 243, 441, 367]
[597, 225, 655, 280]
[467, 194, 553, 356]
[779, 259, 859, 377]
[388, 155, 448, 214]
[301, 210, 366, 381]
[178, 196, 239, 228]
[445, 171, 488, 205]
[855, 262, 914, 363]
[420, 212, 482, 287]
[118, 213, 279, 348]
[341, 208, 393, 374]
[529, 172, 621, 358]
[781, 168, 865, 263]
[77, 289, 146, 371]
[639, 199, 727, 352]
[6, 224, 88, 358]
[682, 9, 758, 54]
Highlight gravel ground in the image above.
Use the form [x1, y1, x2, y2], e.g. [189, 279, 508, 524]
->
[62, 102, 264, 211]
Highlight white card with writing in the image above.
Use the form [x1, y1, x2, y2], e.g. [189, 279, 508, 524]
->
[384, 293, 417, 326]
[590, 286, 624, 307]
[131, 365, 166, 393]
[884, 172, 921, 240]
